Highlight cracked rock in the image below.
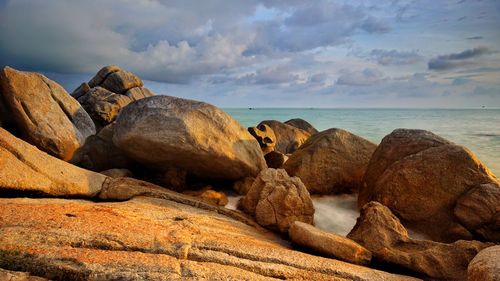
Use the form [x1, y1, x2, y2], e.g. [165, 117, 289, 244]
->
[239, 168, 314, 233]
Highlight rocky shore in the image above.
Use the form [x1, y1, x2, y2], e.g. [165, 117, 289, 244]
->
[0, 66, 498, 281]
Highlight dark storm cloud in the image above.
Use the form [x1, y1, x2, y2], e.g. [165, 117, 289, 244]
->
[0, 0, 390, 83]
[428, 46, 495, 70]
[369, 49, 423, 65]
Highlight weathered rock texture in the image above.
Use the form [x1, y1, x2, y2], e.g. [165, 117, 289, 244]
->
[358, 129, 499, 242]
[72, 66, 153, 129]
[467, 245, 500, 281]
[264, 150, 288, 168]
[74, 122, 134, 172]
[289, 221, 372, 265]
[285, 129, 377, 194]
[0, 127, 106, 197]
[285, 118, 319, 135]
[0, 269, 48, 281]
[0, 196, 418, 281]
[258, 120, 310, 154]
[0, 66, 95, 161]
[183, 186, 229, 206]
[454, 183, 500, 242]
[113, 95, 267, 181]
[248, 123, 276, 154]
[239, 168, 314, 233]
[347, 202, 492, 281]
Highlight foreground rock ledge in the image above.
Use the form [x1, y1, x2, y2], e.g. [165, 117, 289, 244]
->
[0, 197, 418, 281]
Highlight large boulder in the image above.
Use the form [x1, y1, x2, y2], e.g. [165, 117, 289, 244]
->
[239, 168, 314, 233]
[289, 221, 372, 265]
[359, 129, 499, 242]
[258, 120, 310, 154]
[113, 95, 267, 181]
[285, 118, 319, 135]
[265, 150, 288, 168]
[284, 129, 377, 194]
[348, 202, 492, 281]
[0, 195, 416, 280]
[72, 66, 153, 130]
[467, 245, 500, 281]
[0, 66, 96, 161]
[74, 123, 134, 172]
[454, 183, 500, 242]
[0, 128, 106, 197]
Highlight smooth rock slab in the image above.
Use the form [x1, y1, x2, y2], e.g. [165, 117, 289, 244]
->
[289, 221, 372, 265]
[0, 128, 106, 197]
[113, 95, 267, 181]
[0, 66, 95, 161]
[0, 196, 419, 281]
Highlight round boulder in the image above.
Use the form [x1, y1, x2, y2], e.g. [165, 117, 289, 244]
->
[113, 95, 267, 181]
[284, 118, 319, 135]
[284, 129, 377, 194]
[467, 245, 500, 281]
[359, 129, 499, 242]
[239, 168, 314, 233]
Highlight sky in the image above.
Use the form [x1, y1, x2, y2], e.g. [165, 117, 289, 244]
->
[1, 0, 500, 108]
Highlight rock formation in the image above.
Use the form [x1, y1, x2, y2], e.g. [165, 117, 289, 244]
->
[284, 129, 377, 194]
[0, 66, 95, 161]
[113, 95, 267, 181]
[359, 129, 499, 242]
[289, 221, 372, 265]
[285, 118, 319, 135]
[467, 245, 500, 281]
[248, 123, 276, 154]
[239, 168, 314, 233]
[347, 202, 492, 280]
[72, 66, 153, 129]
[264, 150, 288, 168]
[258, 120, 310, 154]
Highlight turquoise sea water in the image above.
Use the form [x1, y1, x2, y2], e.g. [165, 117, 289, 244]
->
[225, 108, 500, 176]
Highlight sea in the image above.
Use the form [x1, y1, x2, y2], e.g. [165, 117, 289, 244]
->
[224, 108, 500, 237]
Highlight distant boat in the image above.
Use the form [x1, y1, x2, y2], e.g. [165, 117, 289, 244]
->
[248, 107, 254, 110]
[482, 105, 486, 108]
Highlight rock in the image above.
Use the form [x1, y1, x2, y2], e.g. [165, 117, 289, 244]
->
[100, 69, 143, 94]
[77, 86, 133, 128]
[233, 176, 255, 195]
[284, 129, 377, 194]
[248, 123, 276, 154]
[0, 127, 106, 197]
[70, 82, 91, 99]
[289, 221, 372, 265]
[113, 95, 267, 181]
[100, 168, 133, 178]
[0, 66, 96, 161]
[258, 120, 310, 154]
[454, 183, 500, 242]
[239, 168, 314, 233]
[0, 269, 48, 281]
[467, 245, 500, 281]
[125, 87, 154, 101]
[74, 123, 134, 172]
[347, 201, 492, 281]
[87, 65, 121, 88]
[0, 195, 417, 281]
[358, 129, 499, 242]
[183, 186, 228, 206]
[265, 150, 288, 168]
[285, 118, 319, 135]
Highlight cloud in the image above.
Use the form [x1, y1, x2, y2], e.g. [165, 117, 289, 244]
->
[369, 49, 422, 65]
[428, 46, 495, 70]
[466, 36, 484, 40]
[336, 68, 385, 86]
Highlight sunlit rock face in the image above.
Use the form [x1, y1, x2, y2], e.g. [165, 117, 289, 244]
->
[113, 95, 267, 181]
[0, 66, 95, 161]
[359, 128, 500, 242]
[257, 120, 310, 154]
[284, 128, 377, 195]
